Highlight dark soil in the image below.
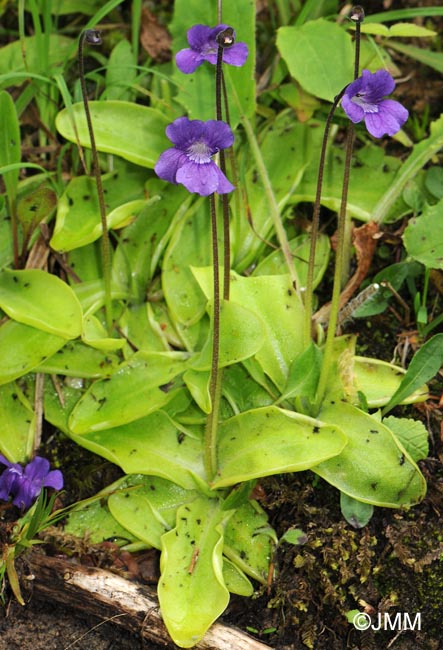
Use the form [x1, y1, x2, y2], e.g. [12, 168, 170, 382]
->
[0, 598, 153, 650]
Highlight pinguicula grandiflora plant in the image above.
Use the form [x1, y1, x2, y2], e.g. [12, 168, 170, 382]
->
[0, 0, 441, 647]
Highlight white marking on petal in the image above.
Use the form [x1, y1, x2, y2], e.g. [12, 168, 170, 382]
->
[187, 140, 212, 164]
[352, 93, 379, 114]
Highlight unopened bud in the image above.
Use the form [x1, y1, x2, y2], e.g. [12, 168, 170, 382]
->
[350, 5, 365, 23]
[216, 27, 235, 49]
[84, 29, 102, 45]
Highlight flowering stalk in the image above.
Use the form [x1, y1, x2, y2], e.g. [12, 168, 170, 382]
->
[215, 28, 235, 300]
[302, 88, 346, 348]
[78, 29, 113, 335]
[205, 27, 237, 479]
[314, 6, 363, 411]
[204, 194, 222, 479]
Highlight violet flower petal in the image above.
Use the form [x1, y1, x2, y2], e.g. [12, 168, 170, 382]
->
[156, 117, 235, 196]
[0, 468, 20, 501]
[0, 454, 13, 468]
[364, 99, 409, 138]
[0, 454, 63, 510]
[12, 480, 38, 510]
[341, 92, 365, 123]
[176, 23, 248, 73]
[342, 68, 408, 138]
[155, 148, 188, 184]
[202, 120, 235, 151]
[187, 24, 214, 50]
[175, 49, 204, 73]
[221, 42, 249, 67]
[176, 160, 234, 196]
[360, 68, 395, 102]
[24, 456, 51, 481]
[43, 469, 64, 491]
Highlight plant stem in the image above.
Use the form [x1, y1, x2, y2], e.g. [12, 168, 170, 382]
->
[78, 30, 113, 334]
[204, 194, 222, 481]
[303, 89, 345, 348]
[314, 124, 355, 411]
[216, 44, 231, 300]
[313, 8, 363, 410]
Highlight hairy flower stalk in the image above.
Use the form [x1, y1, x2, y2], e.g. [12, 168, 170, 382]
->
[215, 27, 236, 301]
[78, 30, 113, 335]
[313, 7, 363, 411]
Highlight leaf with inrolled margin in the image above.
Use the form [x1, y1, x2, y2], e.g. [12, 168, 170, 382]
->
[0, 320, 66, 385]
[313, 401, 426, 507]
[192, 268, 305, 391]
[190, 300, 265, 371]
[66, 409, 205, 491]
[0, 379, 35, 463]
[50, 170, 146, 252]
[36, 341, 119, 378]
[354, 356, 428, 408]
[223, 501, 273, 584]
[69, 351, 190, 433]
[108, 475, 199, 549]
[158, 496, 231, 648]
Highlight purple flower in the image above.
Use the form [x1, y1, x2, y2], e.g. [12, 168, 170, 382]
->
[0, 454, 63, 511]
[155, 117, 235, 196]
[176, 24, 248, 74]
[342, 69, 409, 138]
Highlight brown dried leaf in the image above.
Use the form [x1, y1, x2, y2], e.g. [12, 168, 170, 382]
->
[140, 8, 171, 62]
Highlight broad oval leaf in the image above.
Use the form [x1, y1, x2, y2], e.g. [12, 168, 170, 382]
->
[212, 406, 347, 488]
[277, 20, 354, 102]
[0, 269, 82, 339]
[64, 499, 137, 545]
[50, 171, 146, 252]
[56, 101, 169, 168]
[36, 341, 119, 378]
